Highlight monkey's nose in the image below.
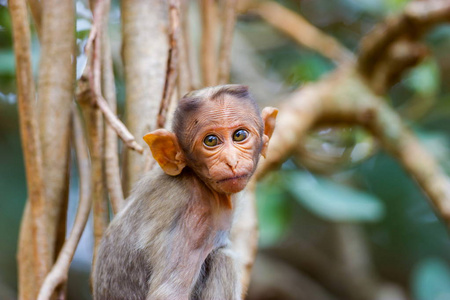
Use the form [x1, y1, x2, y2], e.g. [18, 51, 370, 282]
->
[225, 159, 239, 174]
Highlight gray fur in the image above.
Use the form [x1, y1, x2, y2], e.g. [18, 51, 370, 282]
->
[92, 168, 241, 300]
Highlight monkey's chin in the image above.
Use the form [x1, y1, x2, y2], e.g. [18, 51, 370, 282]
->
[216, 175, 249, 194]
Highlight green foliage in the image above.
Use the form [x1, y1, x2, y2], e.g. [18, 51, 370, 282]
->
[288, 54, 334, 84]
[0, 6, 13, 48]
[257, 179, 292, 247]
[412, 258, 450, 300]
[0, 50, 15, 75]
[383, 0, 411, 12]
[406, 59, 440, 97]
[285, 171, 385, 222]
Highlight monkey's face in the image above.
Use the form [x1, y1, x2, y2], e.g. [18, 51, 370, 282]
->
[144, 87, 278, 195]
[186, 98, 265, 194]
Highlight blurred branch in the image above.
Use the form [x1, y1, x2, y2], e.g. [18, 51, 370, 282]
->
[27, 0, 42, 38]
[200, 0, 218, 86]
[177, 0, 193, 96]
[256, 66, 450, 227]
[364, 39, 428, 94]
[253, 1, 355, 64]
[252, 0, 450, 229]
[267, 234, 406, 300]
[248, 254, 338, 300]
[230, 182, 259, 295]
[158, 0, 181, 129]
[37, 108, 92, 300]
[217, 0, 238, 84]
[10, 0, 48, 297]
[230, 30, 287, 106]
[358, 0, 450, 94]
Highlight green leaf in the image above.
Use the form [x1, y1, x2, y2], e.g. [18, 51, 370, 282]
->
[383, 0, 412, 12]
[285, 172, 384, 222]
[405, 59, 440, 97]
[0, 50, 15, 74]
[412, 258, 450, 300]
[256, 182, 291, 247]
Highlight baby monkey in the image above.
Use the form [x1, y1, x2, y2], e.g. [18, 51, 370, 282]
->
[92, 85, 278, 300]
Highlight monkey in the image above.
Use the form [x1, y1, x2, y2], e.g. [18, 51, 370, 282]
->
[92, 84, 278, 300]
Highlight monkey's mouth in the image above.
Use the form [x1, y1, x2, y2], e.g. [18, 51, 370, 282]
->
[217, 174, 249, 183]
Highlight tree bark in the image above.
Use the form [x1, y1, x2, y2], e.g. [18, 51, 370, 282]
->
[101, 0, 124, 214]
[10, 0, 47, 297]
[121, 0, 169, 195]
[37, 0, 75, 273]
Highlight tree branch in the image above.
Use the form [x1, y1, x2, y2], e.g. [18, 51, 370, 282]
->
[10, 0, 48, 295]
[177, 0, 193, 96]
[83, 0, 144, 154]
[255, 67, 450, 227]
[101, 0, 125, 214]
[230, 182, 259, 296]
[158, 0, 181, 129]
[217, 0, 238, 84]
[200, 0, 218, 86]
[121, 0, 169, 195]
[358, 0, 450, 93]
[37, 108, 92, 300]
[254, 1, 354, 64]
[89, 0, 110, 261]
[27, 0, 42, 38]
[37, 0, 75, 288]
[89, 100, 109, 266]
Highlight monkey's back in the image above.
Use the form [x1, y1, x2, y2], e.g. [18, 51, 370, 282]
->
[92, 169, 191, 300]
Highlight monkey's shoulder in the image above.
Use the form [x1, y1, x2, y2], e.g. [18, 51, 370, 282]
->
[111, 169, 202, 229]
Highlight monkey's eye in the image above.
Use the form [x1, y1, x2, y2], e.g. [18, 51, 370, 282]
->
[204, 135, 219, 147]
[233, 129, 248, 142]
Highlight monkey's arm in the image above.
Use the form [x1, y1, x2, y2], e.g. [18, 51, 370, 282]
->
[145, 235, 209, 300]
[197, 247, 242, 300]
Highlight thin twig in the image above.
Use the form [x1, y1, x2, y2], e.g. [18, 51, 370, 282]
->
[84, 0, 144, 154]
[217, 0, 238, 84]
[89, 0, 110, 265]
[101, 0, 124, 214]
[95, 95, 144, 153]
[10, 0, 49, 294]
[87, 101, 109, 267]
[255, 1, 354, 64]
[200, 0, 218, 86]
[158, 0, 181, 128]
[37, 108, 92, 300]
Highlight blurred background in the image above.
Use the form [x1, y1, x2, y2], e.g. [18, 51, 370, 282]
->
[1, 0, 450, 299]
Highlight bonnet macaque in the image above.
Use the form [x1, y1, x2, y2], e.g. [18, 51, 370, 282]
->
[92, 85, 278, 300]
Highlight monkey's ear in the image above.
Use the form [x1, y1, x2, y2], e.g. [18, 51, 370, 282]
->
[143, 129, 186, 176]
[261, 107, 278, 158]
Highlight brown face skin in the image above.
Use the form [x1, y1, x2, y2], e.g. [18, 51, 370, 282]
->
[184, 96, 264, 194]
[144, 94, 277, 196]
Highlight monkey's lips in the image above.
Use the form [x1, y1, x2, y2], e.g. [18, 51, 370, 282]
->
[216, 174, 249, 193]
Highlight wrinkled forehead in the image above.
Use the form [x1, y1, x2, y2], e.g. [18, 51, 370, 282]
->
[173, 92, 264, 153]
[190, 95, 262, 132]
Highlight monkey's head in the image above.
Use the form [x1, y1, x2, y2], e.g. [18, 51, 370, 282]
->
[144, 85, 277, 195]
